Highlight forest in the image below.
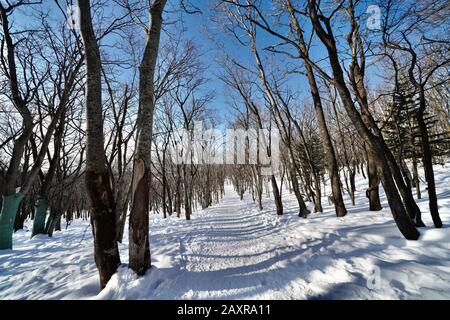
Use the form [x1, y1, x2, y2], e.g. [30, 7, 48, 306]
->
[0, 0, 449, 300]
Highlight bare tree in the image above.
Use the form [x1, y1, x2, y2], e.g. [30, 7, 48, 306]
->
[381, 0, 449, 228]
[0, 0, 45, 249]
[78, 0, 121, 289]
[305, 0, 419, 239]
[128, 0, 167, 276]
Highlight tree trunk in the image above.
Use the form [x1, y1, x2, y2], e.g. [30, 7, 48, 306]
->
[183, 165, 192, 220]
[14, 201, 29, 232]
[290, 167, 308, 218]
[311, 170, 323, 213]
[412, 155, 421, 199]
[33, 107, 68, 238]
[167, 187, 173, 216]
[0, 194, 24, 250]
[360, 161, 366, 179]
[365, 146, 382, 211]
[45, 204, 61, 238]
[417, 92, 442, 228]
[129, 0, 167, 276]
[32, 199, 48, 237]
[271, 175, 283, 216]
[55, 215, 62, 232]
[304, 59, 344, 215]
[349, 163, 356, 206]
[78, 0, 121, 289]
[115, 178, 129, 243]
[286, 1, 346, 217]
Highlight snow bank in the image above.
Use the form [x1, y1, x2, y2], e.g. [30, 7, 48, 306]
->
[1, 164, 449, 300]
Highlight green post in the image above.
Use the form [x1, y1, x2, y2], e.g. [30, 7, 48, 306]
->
[0, 193, 24, 250]
[31, 199, 48, 238]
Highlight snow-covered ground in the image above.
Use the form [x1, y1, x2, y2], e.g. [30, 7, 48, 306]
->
[1, 164, 450, 300]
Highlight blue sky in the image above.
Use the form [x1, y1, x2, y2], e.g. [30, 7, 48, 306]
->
[176, 1, 309, 124]
[175, 0, 388, 123]
[7, 0, 404, 125]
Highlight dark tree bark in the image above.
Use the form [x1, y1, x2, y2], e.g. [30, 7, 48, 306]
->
[411, 154, 421, 200]
[129, 0, 167, 276]
[289, 166, 308, 218]
[183, 164, 193, 220]
[365, 145, 382, 211]
[78, 0, 121, 289]
[416, 89, 442, 228]
[271, 175, 283, 216]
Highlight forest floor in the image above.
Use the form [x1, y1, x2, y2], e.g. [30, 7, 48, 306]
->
[1, 163, 450, 300]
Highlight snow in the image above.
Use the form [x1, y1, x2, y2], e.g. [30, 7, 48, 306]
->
[1, 163, 450, 300]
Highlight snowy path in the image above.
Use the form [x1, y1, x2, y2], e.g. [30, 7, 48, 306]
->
[147, 194, 304, 300]
[99, 175, 450, 300]
[1, 164, 450, 300]
[99, 190, 313, 300]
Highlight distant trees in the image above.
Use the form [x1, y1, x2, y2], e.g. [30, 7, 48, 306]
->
[380, 0, 449, 227]
[0, 0, 82, 247]
[217, 0, 448, 240]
